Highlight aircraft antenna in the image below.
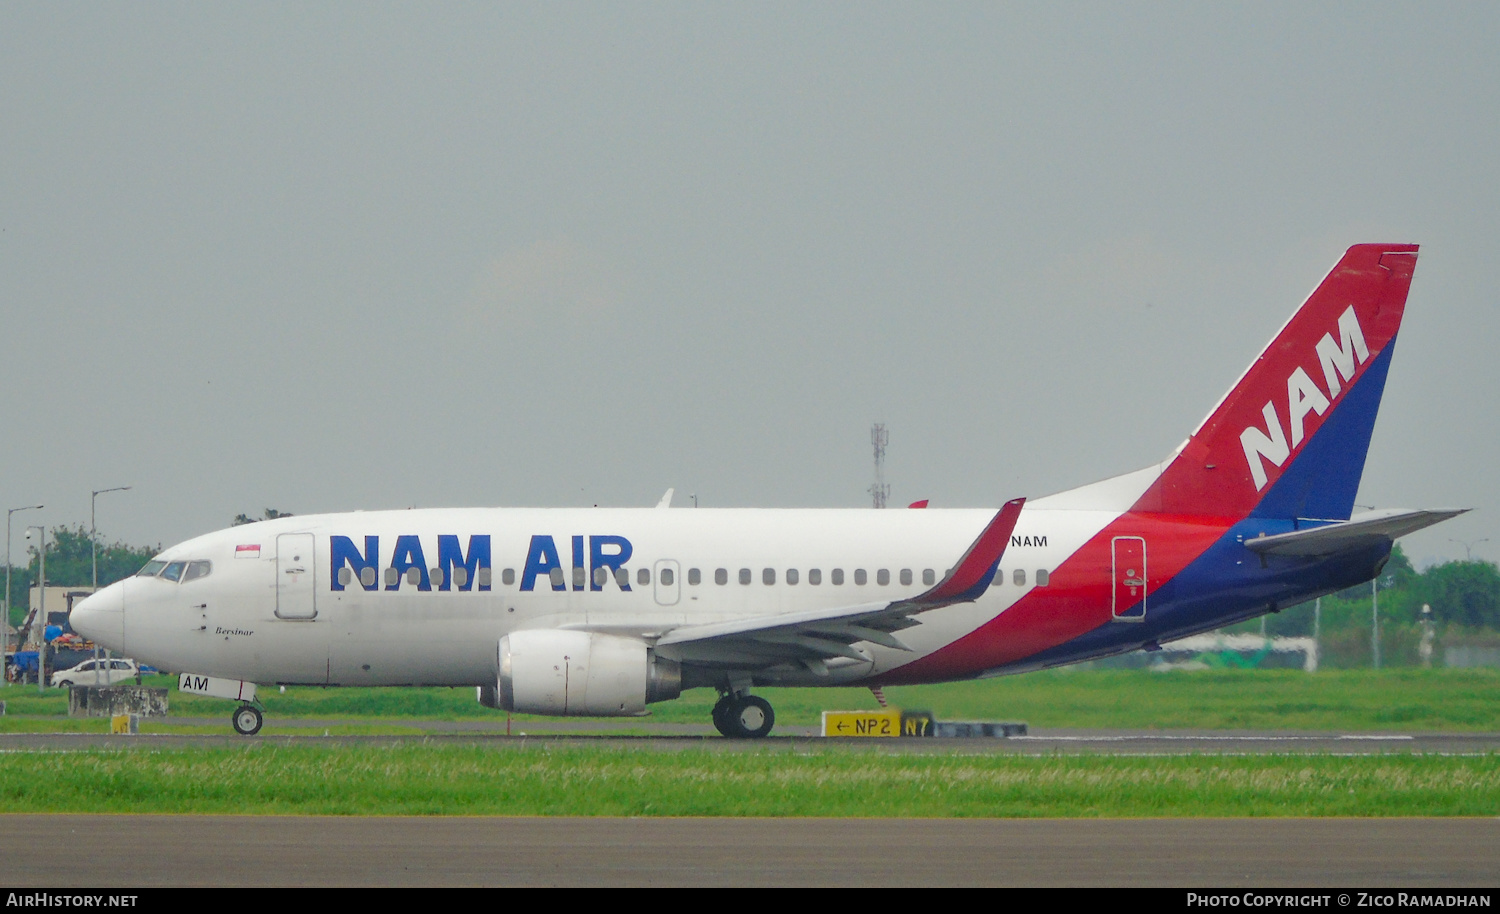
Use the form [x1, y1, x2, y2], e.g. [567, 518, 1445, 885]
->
[868, 423, 890, 509]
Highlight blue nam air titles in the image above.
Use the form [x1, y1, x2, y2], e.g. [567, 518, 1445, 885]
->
[329, 534, 637, 592]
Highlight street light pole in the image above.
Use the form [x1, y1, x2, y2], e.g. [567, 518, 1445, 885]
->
[1449, 538, 1490, 561]
[1371, 575, 1393, 670]
[5, 505, 42, 688]
[25, 526, 45, 694]
[91, 487, 131, 591]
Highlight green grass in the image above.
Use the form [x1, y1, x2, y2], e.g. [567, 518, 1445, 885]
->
[0, 744, 1494, 817]
[3, 668, 1498, 730]
[5, 670, 1496, 819]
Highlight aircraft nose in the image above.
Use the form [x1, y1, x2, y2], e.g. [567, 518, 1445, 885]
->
[71, 582, 125, 650]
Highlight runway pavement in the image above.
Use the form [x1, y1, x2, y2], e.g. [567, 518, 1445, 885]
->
[0, 815, 1494, 886]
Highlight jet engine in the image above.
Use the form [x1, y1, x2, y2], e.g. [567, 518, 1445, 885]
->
[491, 630, 681, 716]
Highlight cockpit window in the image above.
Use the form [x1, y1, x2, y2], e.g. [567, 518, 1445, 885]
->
[182, 561, 212, 583]
[160, 561, 187, 583]
[137, 560, 167, 577]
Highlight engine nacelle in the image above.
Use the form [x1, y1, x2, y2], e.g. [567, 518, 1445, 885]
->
[497, 630, 681, 716]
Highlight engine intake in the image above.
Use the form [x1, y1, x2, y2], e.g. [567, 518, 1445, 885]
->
[495, 630, 680, 716]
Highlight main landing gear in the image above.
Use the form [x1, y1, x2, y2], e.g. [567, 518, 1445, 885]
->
[231, 703, 264, 736]
[712, 692, 775, 739]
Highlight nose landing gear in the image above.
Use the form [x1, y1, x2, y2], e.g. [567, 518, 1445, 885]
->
[231, 703, 264, 736]
[711, 692, 775, 738]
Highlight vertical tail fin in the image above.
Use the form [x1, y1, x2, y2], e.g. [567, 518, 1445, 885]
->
[1137, 244, 1418, 520]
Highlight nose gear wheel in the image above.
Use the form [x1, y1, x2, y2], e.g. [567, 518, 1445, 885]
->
[232, 704, 263, 736]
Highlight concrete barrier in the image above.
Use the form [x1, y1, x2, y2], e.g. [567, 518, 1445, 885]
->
[930, 721, 1028, 738]
[69, 686, 168, 718]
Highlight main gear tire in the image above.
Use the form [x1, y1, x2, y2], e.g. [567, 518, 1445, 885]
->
[715, 695, 774, 739]
[711, 695, 735, 737]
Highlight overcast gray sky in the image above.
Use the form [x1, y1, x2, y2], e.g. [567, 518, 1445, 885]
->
[3, 2, 1496, 568]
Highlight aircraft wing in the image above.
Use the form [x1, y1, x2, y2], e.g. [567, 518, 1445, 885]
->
[1243, 508, 1468, 557]
[654, 498, 1025, 674]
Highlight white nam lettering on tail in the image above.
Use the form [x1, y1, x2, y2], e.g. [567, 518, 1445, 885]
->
[1240, 306, 1369, 490]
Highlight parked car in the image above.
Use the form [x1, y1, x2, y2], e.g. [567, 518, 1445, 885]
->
[51, 658, 140, 688]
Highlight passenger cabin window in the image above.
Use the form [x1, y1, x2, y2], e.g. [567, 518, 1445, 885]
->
[479, 568, 493, 588]
[385, 568, 399, 587]
[407, 568, 422, 586]
[431, 567, 446, 587]
[854, 569, 867, 585]
[615, 568, 630, 588]
[877, 569, 890, 586]
[572, 567, 586, 589]
[1036, 569, 1050, 586]
[786, 568, 799, 585]
[161, 562, 186, 583]
[338, 567, 353, 586]
[832, 569, 844, 585]
[899, 569, 912, 586]
[809, 568, 822, 585]
[923, 569, 935, 586]
[549, 567, 566, 588]
[453, 567, 469, 588]
[660, 568, 675, 586]
[500, 568, 514, 586]
[715, 568, 728, 585]
[593, 567, 608, 587]
[688, 568, 701, 585]
[1013, 568, 1026, 586]
[739, 568, 751, 585]
[763, 568, 775, 585]
[137, 561, 166, 578]
[638, 568, 651, 586]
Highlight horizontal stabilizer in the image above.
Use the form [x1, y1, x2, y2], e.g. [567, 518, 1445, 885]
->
[1244, 508, 1468, 557]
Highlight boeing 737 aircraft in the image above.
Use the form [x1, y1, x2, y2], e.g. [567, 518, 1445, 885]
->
[72, 243, 1462, 737]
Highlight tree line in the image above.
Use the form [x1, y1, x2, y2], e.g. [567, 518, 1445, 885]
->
[4, 526, 158, 627]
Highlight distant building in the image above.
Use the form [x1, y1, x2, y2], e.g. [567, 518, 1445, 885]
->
[27, 585, 97, 644]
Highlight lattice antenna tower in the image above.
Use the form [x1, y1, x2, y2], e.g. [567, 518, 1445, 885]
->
[868, 423, 890, 509]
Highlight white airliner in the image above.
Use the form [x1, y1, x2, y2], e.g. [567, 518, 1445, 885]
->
[72, 244, 1461, 737]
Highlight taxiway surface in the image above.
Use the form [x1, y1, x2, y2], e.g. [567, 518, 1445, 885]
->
[2, 724, 1497, 754]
